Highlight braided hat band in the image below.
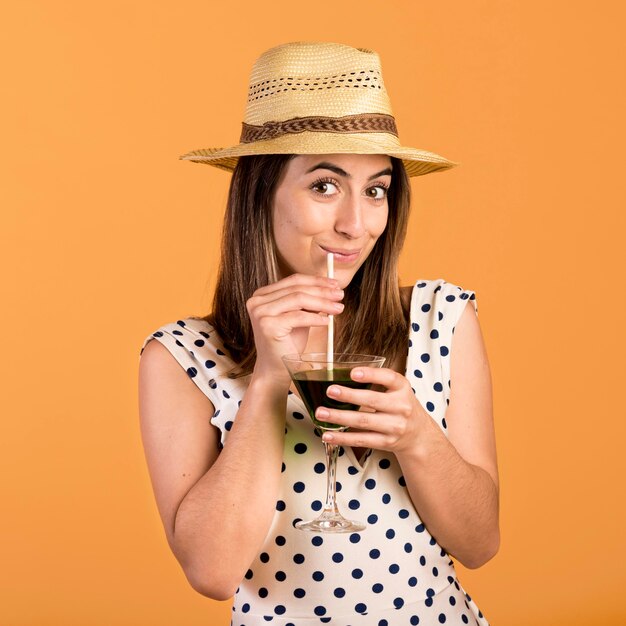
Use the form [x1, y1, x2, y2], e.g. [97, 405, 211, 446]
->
[240, 113, 398, 143]
[180, 42, 458, 178]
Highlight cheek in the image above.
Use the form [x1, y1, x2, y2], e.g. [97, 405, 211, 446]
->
[275, 206, 326, 238]
[370, 207, 389, 238]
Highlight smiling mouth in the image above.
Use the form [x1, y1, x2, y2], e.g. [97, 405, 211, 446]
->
[320, 245, 362, 263]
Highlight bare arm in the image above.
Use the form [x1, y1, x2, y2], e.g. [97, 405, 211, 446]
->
[316, 301, 499, 568]
[396, 301, 499, 568]
[139, 339, 289, 599]
[138, 275, 343, 599]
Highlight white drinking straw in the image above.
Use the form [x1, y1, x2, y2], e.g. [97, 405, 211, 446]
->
[326, 252, 334, 370]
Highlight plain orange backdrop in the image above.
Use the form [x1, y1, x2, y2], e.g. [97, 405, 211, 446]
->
[2, 1, 625, 624]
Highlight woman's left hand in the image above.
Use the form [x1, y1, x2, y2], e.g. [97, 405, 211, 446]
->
[317, 367, 432, 453]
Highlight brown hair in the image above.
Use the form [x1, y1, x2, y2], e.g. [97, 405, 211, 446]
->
[205, 154, 412, 376]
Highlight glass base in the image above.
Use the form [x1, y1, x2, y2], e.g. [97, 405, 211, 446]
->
[295, 515, 366, 533]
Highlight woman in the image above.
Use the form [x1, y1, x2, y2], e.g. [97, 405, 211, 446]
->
[139, 42, 499, 625]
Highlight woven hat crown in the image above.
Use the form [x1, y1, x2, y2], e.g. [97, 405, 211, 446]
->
[244, 42, 394, 127]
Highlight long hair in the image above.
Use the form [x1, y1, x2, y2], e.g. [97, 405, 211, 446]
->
[205, 154, 412, 376]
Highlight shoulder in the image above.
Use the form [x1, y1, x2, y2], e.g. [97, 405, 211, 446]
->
[139, 316, 221, 401]
[138, 333, 218, 460]
[140, 316, 234, 372]
[139, 315, 236, 405]
[401, 279, 478, 319]
[140, 316, 221, 356]
[139, 316, 243, 447]
[139, 337, 216, 413]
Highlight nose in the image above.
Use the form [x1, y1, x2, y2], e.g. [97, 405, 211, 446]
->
[334, 193, 366, 239]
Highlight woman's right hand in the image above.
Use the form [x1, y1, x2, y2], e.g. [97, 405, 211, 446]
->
[246, 273, 344, 381]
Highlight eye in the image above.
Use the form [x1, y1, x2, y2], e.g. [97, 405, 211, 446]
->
[310, 177, 339, 196]
[366, 184, 389, 201]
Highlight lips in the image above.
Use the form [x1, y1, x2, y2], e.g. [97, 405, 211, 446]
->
[320, 245, 362, 263]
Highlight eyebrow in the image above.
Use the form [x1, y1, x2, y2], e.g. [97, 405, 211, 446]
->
[305, 161, 393, 181]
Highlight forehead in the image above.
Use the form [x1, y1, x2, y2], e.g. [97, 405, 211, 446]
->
[287, 153, 393, 178]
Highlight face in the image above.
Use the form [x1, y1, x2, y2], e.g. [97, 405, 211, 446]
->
[271, 153, 392, 288]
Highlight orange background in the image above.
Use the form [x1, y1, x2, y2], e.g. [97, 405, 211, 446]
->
[2, 1, 625, 624]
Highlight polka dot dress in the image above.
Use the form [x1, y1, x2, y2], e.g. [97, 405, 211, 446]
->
[140, 279, 489, 625]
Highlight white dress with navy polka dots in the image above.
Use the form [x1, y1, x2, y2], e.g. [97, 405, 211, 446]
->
[141, 279, 490, 626]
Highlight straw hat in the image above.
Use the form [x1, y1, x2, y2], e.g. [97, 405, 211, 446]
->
[180, 41, 458, 177]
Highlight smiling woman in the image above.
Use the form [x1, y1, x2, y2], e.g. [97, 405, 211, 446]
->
[138, 41, 498, 626]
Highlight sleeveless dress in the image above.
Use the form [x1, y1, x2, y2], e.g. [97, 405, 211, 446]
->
[140, 279, 490, 626]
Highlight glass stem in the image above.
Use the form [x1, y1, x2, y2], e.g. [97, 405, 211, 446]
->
[322, 441, 340, 515]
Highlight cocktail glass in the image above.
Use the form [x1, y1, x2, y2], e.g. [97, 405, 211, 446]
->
[282, 352, 385, 533]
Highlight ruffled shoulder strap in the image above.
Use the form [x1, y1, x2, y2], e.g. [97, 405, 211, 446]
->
[406, 279, 478, 434]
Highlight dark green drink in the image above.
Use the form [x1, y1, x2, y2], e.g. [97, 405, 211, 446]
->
[282, 353, 384, 532]
[293, 368, 373, 430]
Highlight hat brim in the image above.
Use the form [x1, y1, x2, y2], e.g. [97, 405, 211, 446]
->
[179, 131, 458, 177]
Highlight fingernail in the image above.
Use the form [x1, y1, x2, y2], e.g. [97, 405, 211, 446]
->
[322, 433, 334, 442]
[327, 386, 340, 397]
[333, 288, 344, 296]
[333, 303, 344, 312]
[317, 408, 330, 418]
[352, 368, 364, 379]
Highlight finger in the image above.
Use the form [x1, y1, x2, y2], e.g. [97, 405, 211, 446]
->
[254, 292, 344, 319]
[350, 366, 407, 391]
[248, 285, 343, 317]
[255, 284, 344, 306]
[270, 310, 332, 331]
[254, 274, 338, 297]
[320, 429, 395, 451]
[315, 407, 403, 434]
[325, 384, 392, 413]
[253, 283, 343, 306]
